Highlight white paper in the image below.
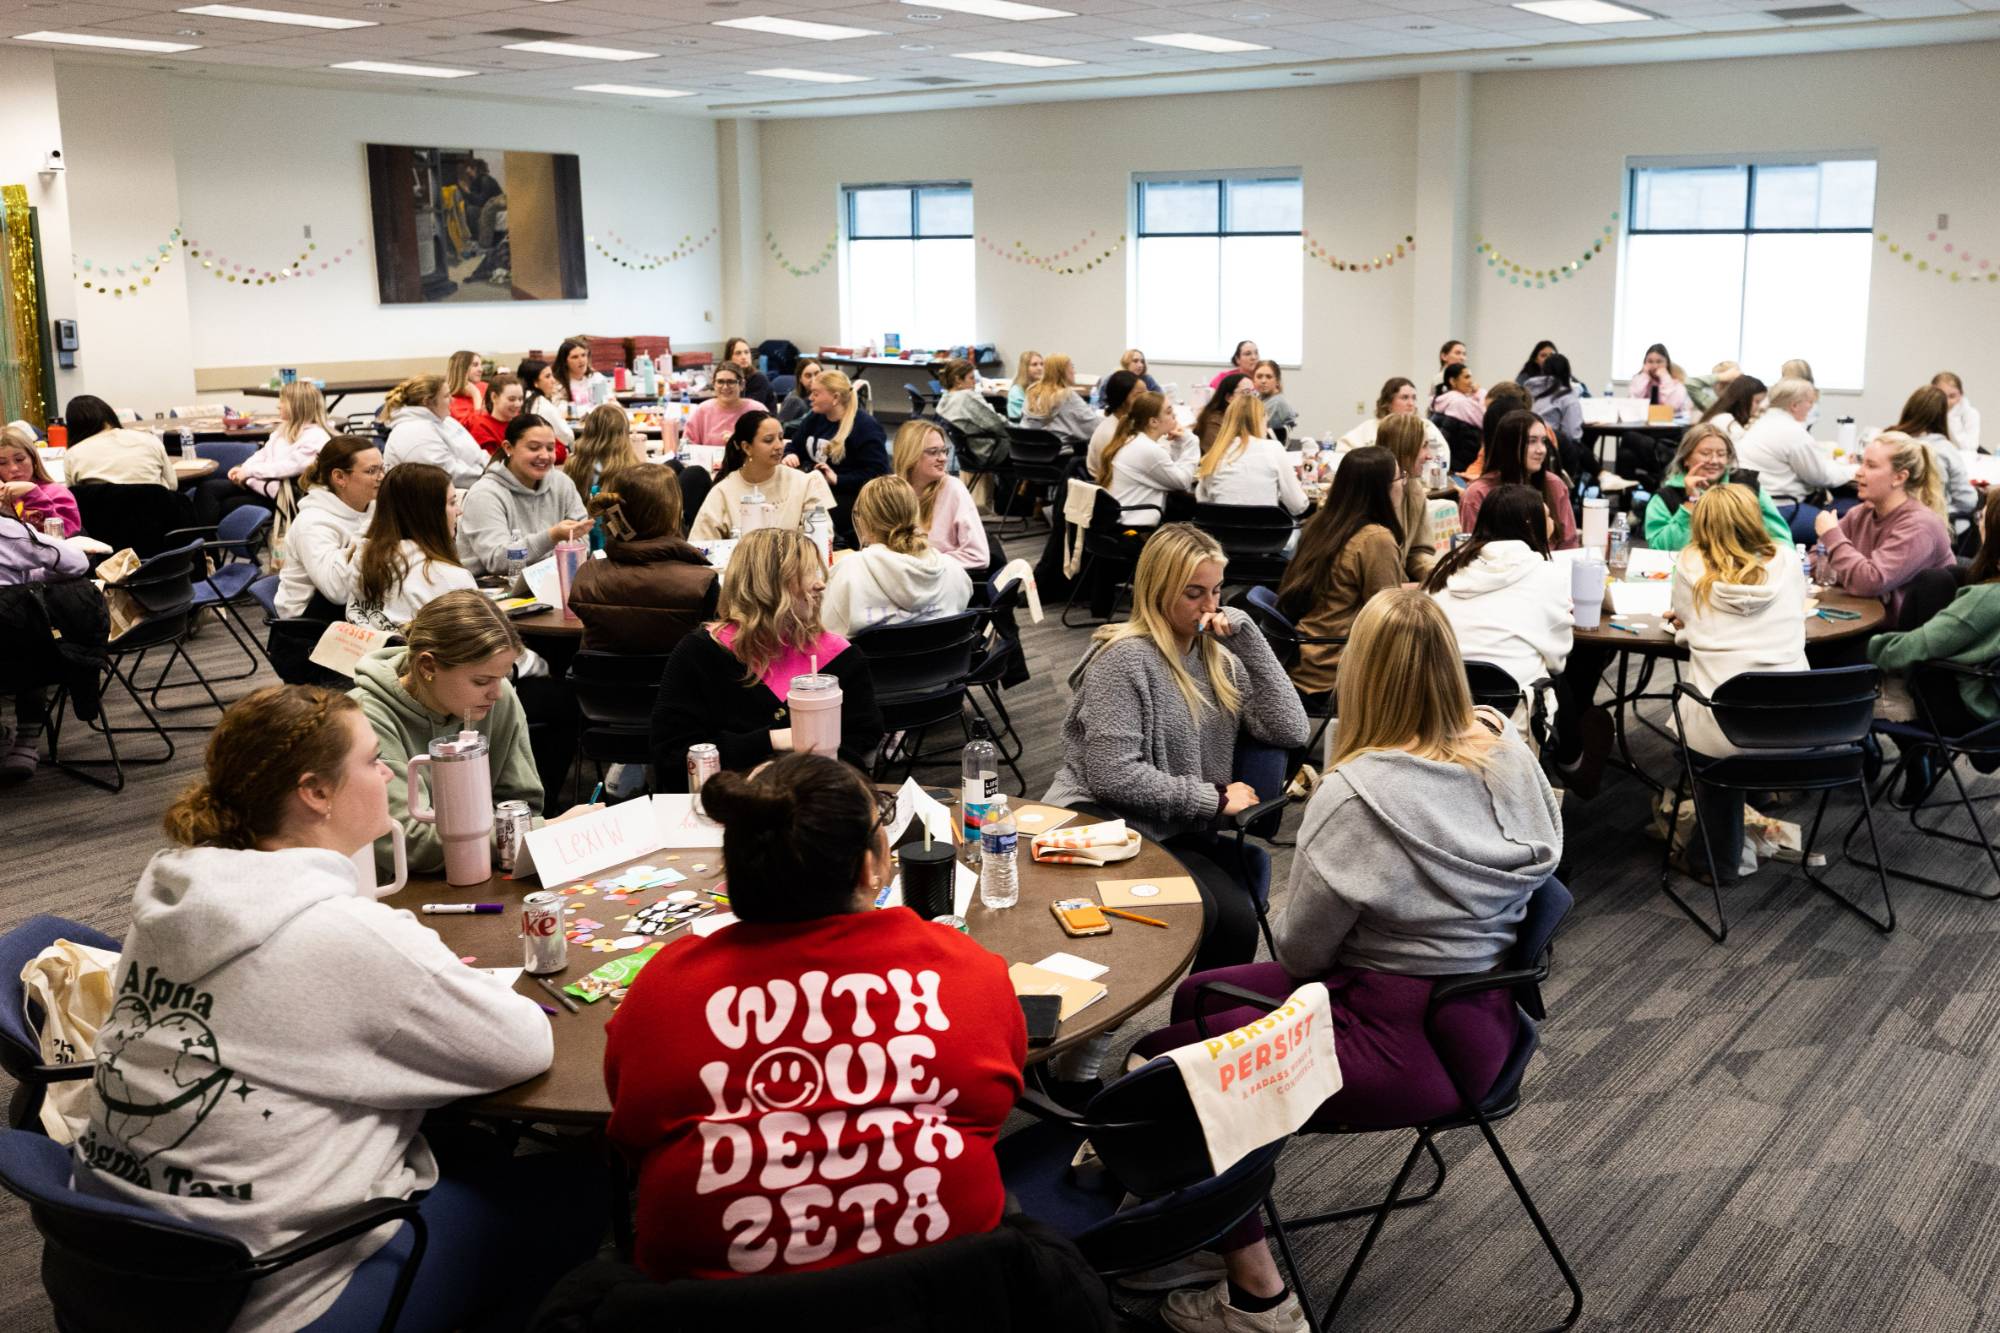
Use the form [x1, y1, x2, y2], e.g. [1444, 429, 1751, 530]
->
[1034, 951, 1109, 982]
[953, 862, 979, 917]
[652, 793, 726, 848]
[691, 911, 737, 937]
[517, 799, 659, 884]
[1609, 582, 1673, 617]
[1622, 547, 1676, 583]
[1580, 397, 1618, 425]
[307, 621, 394, 679]
[521, 555, 562, 607]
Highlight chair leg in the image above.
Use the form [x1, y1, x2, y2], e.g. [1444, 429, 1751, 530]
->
[1657, 765, 1728, 944]
[1316, 1132, 1434, 1330]
[1467, 1111, 1584, 1332]
[1281, 1133, 1447, 1230]
[1059, 551, 1099, 628]
[1846, 750, 2000, 898]
[1800, 785, 1893, 932]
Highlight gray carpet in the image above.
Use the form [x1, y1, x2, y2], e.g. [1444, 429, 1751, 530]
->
[5, 535, 2000, 1331]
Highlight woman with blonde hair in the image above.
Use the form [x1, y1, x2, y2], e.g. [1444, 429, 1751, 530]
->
[1098, 390, 1199, 527]
[193, 380, 337, 522]
[1644, 421, 1790, 553]
[788, 368, 890, 528]
[1933, 370, 1980, 453]
[1006, 349, 1044, 420]
[1119, 347, 1161, 393]
[892, 418, 987, 569]
[0, 421, 78, 536]
[1668, 484, 1809, 884]
[381, 372, 487, 486]
[563, 402, 645, 497]
[345, 462, 475, 633]
[1020, 352, 1103, 448]
[1813, 431, 1956, 626]
[649, 526, 883, 785]
[821, 475, 973, 635]
[1127, 589, 1559, 1333]
[1378, 412, 1439, 579]
[443, 349, 485, 427]
[1194, 392, 1308, 516]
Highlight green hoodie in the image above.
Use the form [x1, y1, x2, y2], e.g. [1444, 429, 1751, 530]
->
[1869, 581, 2000, 724]
[349, 645, 542, 876]
[1644, 470, 1792, 553]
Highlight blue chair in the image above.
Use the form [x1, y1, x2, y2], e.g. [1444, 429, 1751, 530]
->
[0, 914, 120, 1133]
[248, 572, 281, 620]
[185, 505, 278, 681]
[194, 440, 258, 473]
[1192, 876, 1583, 1332]
[0, 1127, 425, 1333]
[1239, 586, 1342, 760]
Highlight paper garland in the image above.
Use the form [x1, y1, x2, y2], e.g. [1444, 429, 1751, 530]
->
[1876, 231, 2000, 285]
[768, 229, 836, 277]
[1477, 212, 1619, 289]
[976, 229, 1125, 276]
[1304, 230, 1413, 273]
[590, 226, 718, 270]
[182, 235, 360, 287]
[74, 227, 183, 295]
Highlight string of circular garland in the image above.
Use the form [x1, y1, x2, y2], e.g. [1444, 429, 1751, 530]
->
[1877, 231, 2000, 285]
[182, 235, 360, 287]
[1476, 211, 1618, 288]
[977, 229, 1125, 276]
[768, 229, 836, 277]
[1304, 230, 1413, 272]
[75, 227, 183, 296]
[590, 226, 719, 270]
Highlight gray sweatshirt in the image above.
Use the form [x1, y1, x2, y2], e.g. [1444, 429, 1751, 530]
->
[456, 462, 588, 575]
[1043, 606, 1308, 837]
[1273, 719, 1561, 978]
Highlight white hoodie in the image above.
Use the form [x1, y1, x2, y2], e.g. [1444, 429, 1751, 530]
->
[821, 542, 973, 636]
[1195, 435, 1310, 515]
[344, 539, 477, 632]
[276, 488, 371, 617]
[1430, 540, 1574, 722]
[382, 406, 488, 487]
[73, 846, 550, 1331]
[1670, 547, 1809, 757]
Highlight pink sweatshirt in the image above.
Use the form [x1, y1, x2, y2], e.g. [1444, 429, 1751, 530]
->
[1628, 371, 1691, 414]
[926, 474, 990, 570]
[239, 425, 329, 500]
[683, 398, 755, 448]
[12, 481, 80, 537]
[1821, 498, 1955, 625]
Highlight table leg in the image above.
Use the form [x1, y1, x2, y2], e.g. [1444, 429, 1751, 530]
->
[1602, 650, 1666, 794]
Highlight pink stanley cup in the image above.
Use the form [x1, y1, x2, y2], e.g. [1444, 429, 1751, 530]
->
[406, 730, 496, 886]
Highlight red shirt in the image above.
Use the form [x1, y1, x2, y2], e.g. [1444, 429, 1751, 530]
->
[604, 908, 1025, 1281]
[469, 411, 566, 463]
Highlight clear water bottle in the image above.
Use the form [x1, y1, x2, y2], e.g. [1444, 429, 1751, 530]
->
[978, 794, 1018, 910]
[804, 504, 833, 565]
[1607, 512, 1631, 580]
[505, 530, 528, 587]
[960, 719, 998, 864]
[633, 351, 655, 397]
[738, 484, 771, 536]
[177, 425, 196, 461]
[1797, 542, 1812, 581]
[1812, 541, 1834, 586]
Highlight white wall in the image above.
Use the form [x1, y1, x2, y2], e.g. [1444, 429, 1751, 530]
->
[0, 47, 81, 414]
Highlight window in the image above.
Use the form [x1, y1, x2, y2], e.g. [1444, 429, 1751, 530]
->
[1616, 158, 1876, 391]
[841, 183, 973, 350]
[1131, 173, 1302, 366]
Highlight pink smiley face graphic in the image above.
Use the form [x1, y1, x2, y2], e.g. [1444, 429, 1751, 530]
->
[746, 1047, 824, 1112]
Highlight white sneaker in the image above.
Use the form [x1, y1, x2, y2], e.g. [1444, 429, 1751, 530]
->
[1118, 1250, 1228, 1291]
[1160, 1281, 1307, 1333]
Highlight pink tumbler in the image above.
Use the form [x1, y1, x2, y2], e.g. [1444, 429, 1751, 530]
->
[788, 673, 843, 757]
[553, 537, 588, 622]
[406, 730, 496, 885]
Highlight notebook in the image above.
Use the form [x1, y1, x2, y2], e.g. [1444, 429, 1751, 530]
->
[1007, 962, 1108, 1022]
[1097, 875, 1202, 908]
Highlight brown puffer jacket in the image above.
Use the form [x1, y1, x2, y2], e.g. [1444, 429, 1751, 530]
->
[566, 535, 720, 655]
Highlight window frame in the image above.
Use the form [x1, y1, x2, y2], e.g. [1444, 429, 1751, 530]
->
[843, 181, 974, 241]
[1129, 169, 1304, 367]
[839, 181, 975, 349]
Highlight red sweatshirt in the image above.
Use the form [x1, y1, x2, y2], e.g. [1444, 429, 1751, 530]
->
[604, 908, 1026, 1281]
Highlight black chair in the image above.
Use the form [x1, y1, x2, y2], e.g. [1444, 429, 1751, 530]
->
[1465, 659, 1552, 750]
[566, 650, 672, 792]
[1061, 487, 1160, 627]
[1239, 586, 1342, 762]
[71, 481, 197, 558]
[1189, 502, 1297, 591]
[0, 1127, 426, 1333]
[848, 610, 985, 779]
[0, 914, 120, 1133]
[266, 618, 351, 688]
[903, 382, 937, 417]
[995, 427, 1073, 533]
[1195, 876, 1583, 1332]
[1663, 665, 1890, 942]
[1430, 413, 1484, 473]
[963, 579, 1030, 793]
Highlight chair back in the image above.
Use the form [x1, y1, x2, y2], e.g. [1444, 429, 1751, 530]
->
[1190, 503, 1295, 587]
[1508, 874, 1572, 1021]
[194, 441, 257, 472]
[850, 611, 984, 728]
[213, 504, 273, 551]
[903, 383, 936, 416]
[247, 574, 280, 619]
[266, 619, 349, 688]
[1464, 659, 1524, 717]
[1709, 666, 1878, 751]
[567, 650, 671, 728]
[1005, 427, 1071, 477]
[1238, 585, 1302, 671]
[72, 483, 195, 559]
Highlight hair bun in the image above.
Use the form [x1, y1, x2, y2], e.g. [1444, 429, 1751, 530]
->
[699, 768, 795, 832]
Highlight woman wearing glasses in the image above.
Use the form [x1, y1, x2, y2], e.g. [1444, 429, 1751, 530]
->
[892, 419, 988, 570]
[682, 363, 757, 448]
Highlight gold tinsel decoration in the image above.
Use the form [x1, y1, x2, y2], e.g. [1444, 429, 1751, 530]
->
[1, 185, 48, 427]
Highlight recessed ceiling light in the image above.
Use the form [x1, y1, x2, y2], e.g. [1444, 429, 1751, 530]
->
[900, 41, 933, 50]
[1232, 10, 1270, 18]
[951, 49, 1079, 66]
[361, 2, 397, 8]
[975, 92, 996, 98]
[575, 83, 692, 97]
[750, 109, 770, 114]
[902, 0, 1074, 19]
[505, 39, 656, 60]
[178, 4, 374, 28]
[1136, 32, 1270, 52]
[714, 15, 880, 39]
[13, 30, 201, 51]
[1512, 0, 1652, 23]
[747, 66, 870, 82]
[331, 59, 476, 77]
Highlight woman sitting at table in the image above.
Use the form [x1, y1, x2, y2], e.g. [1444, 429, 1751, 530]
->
[0, 504, 88, 783]
[194, 380, 335, 522]
[1192, 372, 1251, 456]
[562, 403, 646, 504]
[1252, 360, 1297, 437]
[555, 336, 594, 405]
[1888, 386, 1977, 531]
[1379, 413, 1439, 581]
[1645, 422, 1791, 554]
[381, 373, 488, 488]
[778, 358, 820, 425]
[276, 434, 381, 620]
[691, 410, 836, 541]
[1524, 352, 1583, 472]
[1099, 391, 1199, 527]
[1195, 393, 1309, 516]
[1814, 431, 1956, 629]
[649, 527, 883, 787]
[1736, 377, 1848, 543]
[1006, 349, 1043, 421]
[1668, 484, 1809, 885]
[568, 465, 718, 656]
[1431, 338, 1468, 400]
[1698, 374, 1767, 444]
[345, 463, 477, 632]
[893, 418, 988, 570]
[60, 395, 175, 490]
[936, 356, 1011, 471]
[1459, 410, 1580, 550]
[605, 750, 1024, 1282]
[1337, 377, 1452, 470]
[1126, 589, 1560, 1333]
[518, 356, 576, 449]
[786, 369, 890, 513]
[467, 373, 524, 454]
[0, 423, 79, 536]
[1019, 353, 1102, 448]
[74, 682, 582, 1333]
[1085, 369, 1140, 478]
[456, 416, 590, 578]
[1934, 371, 1981, 454]
[1430, 361, 1485, 432]
[1117, 346, 1162, 395]
[1277, 447, 1406, 700]
[683, 362, 757, 448]
[821, 476, 973, 636]
[1516, 339, 1558, 384]
[1044, 522, 1308, 979]
[1629, 342, 1692, 414]
[722, 335, 777, 411]
[1210, 339, 1260, 390]
[444, 349, 485, 428]
[1468, 380, 1533, 479]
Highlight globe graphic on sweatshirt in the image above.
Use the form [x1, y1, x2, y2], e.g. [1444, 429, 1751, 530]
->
[94, 995, 232, 1164]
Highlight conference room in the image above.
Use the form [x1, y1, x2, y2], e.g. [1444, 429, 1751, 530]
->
[2, 2, 1998, 1329]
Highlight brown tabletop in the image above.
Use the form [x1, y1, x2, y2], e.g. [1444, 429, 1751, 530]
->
[386, 798, 1199, 1124]
[510, 607, 584, 639]
[172, 457, 217, 481]
[1573, 587, 1885, 654]
[240, 378, 402, 397]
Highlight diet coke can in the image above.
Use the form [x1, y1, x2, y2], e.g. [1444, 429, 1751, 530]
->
[686, 743, 720, 814]
[42, 516, 65, 539]
[494, 800, 534, 874]
[522, 890, 567, 974]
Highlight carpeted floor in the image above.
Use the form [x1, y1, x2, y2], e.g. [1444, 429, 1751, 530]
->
[4, 527, 2000, 1330]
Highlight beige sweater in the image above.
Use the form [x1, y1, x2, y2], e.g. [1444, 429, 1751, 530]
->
[1289, 523, 1404, 696]
[63, 427, 176, 489]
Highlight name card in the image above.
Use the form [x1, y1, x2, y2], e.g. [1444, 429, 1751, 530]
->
[307, 622, 394, 678]
[521, 555, 562, 607]
[517, 799, 660, 884]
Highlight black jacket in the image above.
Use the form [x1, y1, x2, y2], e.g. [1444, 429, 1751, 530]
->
[648, 628, 884, 787]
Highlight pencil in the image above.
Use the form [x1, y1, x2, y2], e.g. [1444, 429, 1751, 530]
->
[1102, 907, 1169, 928]
[533, 974, 580, 1014]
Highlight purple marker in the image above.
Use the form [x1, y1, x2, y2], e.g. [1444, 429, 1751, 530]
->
[421, 903, 504, 914]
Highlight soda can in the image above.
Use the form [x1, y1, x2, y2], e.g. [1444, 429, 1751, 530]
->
[42, 516, 65, 539]
[686, 744, 720, 814]
[494, 800, 534, 874]
[522, 891, 567, 974]
[931, 914, 969, 935]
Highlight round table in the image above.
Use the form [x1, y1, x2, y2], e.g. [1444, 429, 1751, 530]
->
[171, 457, 216, 482]
[1573, 587, 1886, 653]
[385, 800, 1200, 1123]
[509, 606, 584, 640]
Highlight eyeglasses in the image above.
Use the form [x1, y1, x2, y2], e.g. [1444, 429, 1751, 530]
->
[871, 788, 899, 832]
[920, 446, 951, 460]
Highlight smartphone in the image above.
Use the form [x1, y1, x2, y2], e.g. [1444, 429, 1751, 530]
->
[1051, 898, 1111, 937]
[1019, 993, 1062, 1047]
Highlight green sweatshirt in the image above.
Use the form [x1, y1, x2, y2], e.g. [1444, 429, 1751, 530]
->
[349, 646, 543, 876]
[1869, 582, 2000, 724]
[1644, 471, 1793, 553]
